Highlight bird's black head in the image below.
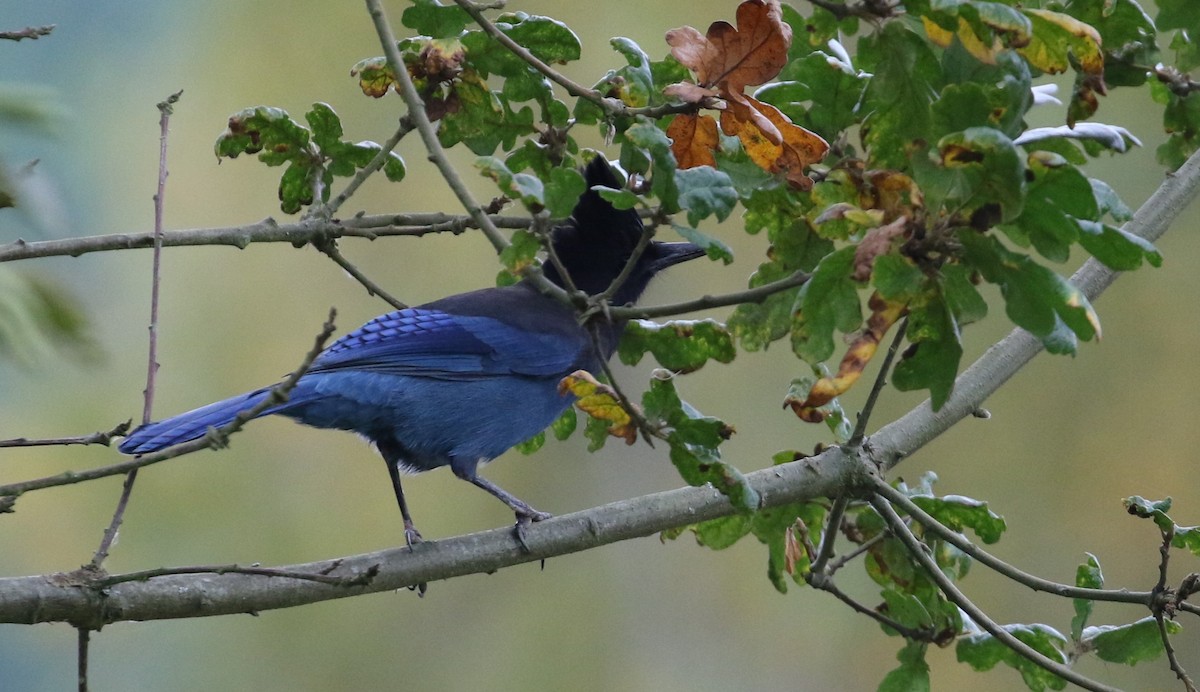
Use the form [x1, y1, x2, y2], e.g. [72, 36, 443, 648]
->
[541, 156, 705, 306]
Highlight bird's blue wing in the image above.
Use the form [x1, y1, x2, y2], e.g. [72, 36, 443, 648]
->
[309, 308, 587, 379]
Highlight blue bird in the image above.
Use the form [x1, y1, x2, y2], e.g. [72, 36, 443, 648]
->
[119, 156, 704, 546]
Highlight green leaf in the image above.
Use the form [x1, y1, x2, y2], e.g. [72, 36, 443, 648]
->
[878, 642, 931, 692]
[1062, 0, 1156, 87]
[1157, 0, 1200, 35]
[931, 127, 1026, 225]
[543, 166, 585, 218]
[475, 156, 544, 211]
[1071, 553, 1103, 641]
[768, 48, 868, 143]
[401, 0, 470, 38]
[440, 74, 536, 155]
[670, 223, 733, 264]
[1003, 152, 1097, 262]
[939, 264, 987, 326]
[750, 502, 827, 592]
[462, 13, 580, 78]
[957, 624, 1070, 691]
[1076, 220, 1162, 271]
[215, 105, 312, 165]
[675, 166, 737, 227]
[624, 120, 680, 211]
[551, 406, 576, 441]
[594, 186, 640, 210]
[1083, 616, 1181, 666]
[791, 246, 861, 364]
[1089, 178, 1132, 223]
[692, 514, 752, 550]
[514, 431, 545, 455]
[857, 22, 941, 170]
[642, 376, 755, 511]
[1017, 9, 1103, 77]
[873, 255, 926, 302]
[959, 231, 1101, 351]
[1124, 495, 1175, 534]
[497, 229, 541, 274]
[1172, 524, 1200, 557]
[618, 319, 735, 373]
[892, 294, 962, 410]
[909, 493, 1007, 544]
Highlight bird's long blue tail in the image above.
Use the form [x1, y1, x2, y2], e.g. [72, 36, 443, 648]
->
[118, 386, 286, 455]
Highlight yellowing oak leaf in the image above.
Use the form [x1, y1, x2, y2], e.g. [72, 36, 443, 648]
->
[721, 93, 828, 190]
[558, 370, 639, 444]
[787, 293, 907, 421]
[666, 113, 720, 169]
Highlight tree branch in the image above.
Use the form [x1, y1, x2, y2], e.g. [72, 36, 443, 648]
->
[0, 422, 131, 449]
[866, 145, 1200, 471]
[872, 480, 1152, 605]
[0, 310, 339, 505]
[0, 444, 857, 628]
[871, 496, 1119, 692]
[0, 214, 534, 264]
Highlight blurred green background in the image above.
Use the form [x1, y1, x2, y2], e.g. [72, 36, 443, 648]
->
[2, 1, 1198, 689]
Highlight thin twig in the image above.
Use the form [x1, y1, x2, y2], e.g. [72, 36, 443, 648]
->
[0, 25, 55, 41]
[0, 421, 131, 449]
[0, 214, 534, 263]
[0, 310, 338, 503]
[810, 496, 849, 575]
[848, 317, 907, 447]
[587, 323, 661, 446]
[806, 571, 936, 641]
[826, 530, 886, 575]
[872, 480, 1152, 605]
[314, 239, 408, 310]
[90, 91, 182, 570]
[76, 628, 88, 692]
[871, 496, 1119, 692]
[608, 269, 812, 320]
[96, 562, 379, 589]
[324, 116, 414, 217]
[1159, 610, 1197, 692]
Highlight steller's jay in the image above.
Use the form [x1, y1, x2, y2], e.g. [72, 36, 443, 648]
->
[119, 156, 705, 545]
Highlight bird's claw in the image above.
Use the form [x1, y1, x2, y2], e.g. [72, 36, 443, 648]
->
[512, 509, 552, 553]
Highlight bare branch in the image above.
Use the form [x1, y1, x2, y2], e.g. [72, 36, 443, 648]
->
[0, 421, 131, 449]
[90, 91, 183, 571]
[0, 25, 55, 41]
[0, 214, 534, 264]
[872, 480, 1152, 605]
[314, 238, 409, 310]
[871, 496, 1120, 692]
[0, 310, 339, 505]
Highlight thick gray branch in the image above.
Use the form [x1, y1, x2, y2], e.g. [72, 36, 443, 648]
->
[0, 448, 853, 628]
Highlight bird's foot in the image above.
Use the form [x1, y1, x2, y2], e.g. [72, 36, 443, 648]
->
[403, 521, 424, 552]
[402, 521, 428, 596]
[512, 508, 552, 553]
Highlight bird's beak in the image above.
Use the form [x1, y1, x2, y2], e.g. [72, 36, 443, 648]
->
[650, 241, 707, 271]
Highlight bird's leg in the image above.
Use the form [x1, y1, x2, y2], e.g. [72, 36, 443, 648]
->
[383, 456, 423, 550]
[468, 475, 552, 551]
